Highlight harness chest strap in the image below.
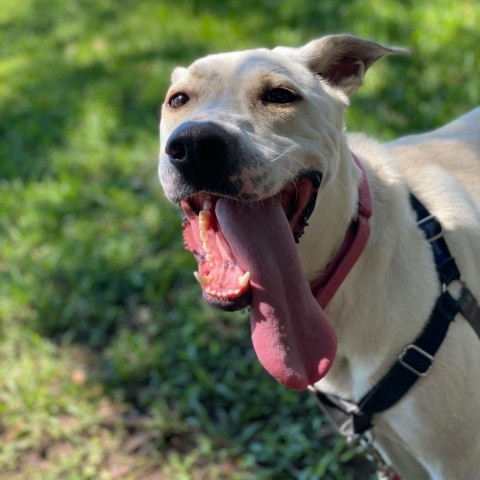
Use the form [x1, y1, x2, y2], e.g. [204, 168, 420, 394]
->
[310, 184, 480, 438]
[409, 194, 480, 337]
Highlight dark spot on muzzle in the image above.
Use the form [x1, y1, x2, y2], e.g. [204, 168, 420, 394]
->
[165, 121, 241, 195]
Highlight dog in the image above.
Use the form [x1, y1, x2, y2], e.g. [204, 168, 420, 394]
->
[158, 35, 480, 479]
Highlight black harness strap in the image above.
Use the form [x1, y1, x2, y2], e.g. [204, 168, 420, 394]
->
[459, 288, 480, 338]
[357, 290, 458, 421]
[312, 193, 480, 438]
[314, 288, 460, 436]
[409, 194, 461, 285]
[410, 194, 480, 337]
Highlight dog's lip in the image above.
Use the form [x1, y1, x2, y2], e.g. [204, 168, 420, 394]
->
[278, 170, 322, 243]
[179, 171, 322, 310]
[202, 288, 252, 311]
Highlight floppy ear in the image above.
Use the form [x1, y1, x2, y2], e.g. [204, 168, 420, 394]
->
[301, 35, 408, 95]
[171, 66, 188, 83]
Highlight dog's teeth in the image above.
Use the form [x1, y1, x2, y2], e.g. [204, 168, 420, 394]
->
[199, 221, 209, 232]
[199, 230, 208, 242]
[206, 254, 213, 262]
[238, 272, 250, 288]
[193, 271, 212, 287]
[202, 241, 210, 253]
[233, 288, 240, 295]
[199, 210, 211, 230]
[227, 289, 234, 296]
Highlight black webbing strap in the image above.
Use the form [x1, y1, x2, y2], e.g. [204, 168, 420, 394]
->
[409, 194, 461, 285]
[313, 193, 480, 437]
[356, 290, 459, 421]
[353, 195, 462, 423]
[410, 194, 480, 337]
[459, 288, 480, 338]
[314, 287, 460, 436]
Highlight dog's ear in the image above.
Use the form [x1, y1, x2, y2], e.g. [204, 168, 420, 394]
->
[301, 35, 408, 95]
[171, 66, 188, 83]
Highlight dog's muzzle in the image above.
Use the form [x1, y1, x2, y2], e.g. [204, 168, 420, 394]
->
[159, 119, 334, 391]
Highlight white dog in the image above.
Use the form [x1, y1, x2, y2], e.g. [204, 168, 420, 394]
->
[158, 35, 480, 479]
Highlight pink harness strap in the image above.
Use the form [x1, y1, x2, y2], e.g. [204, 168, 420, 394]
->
[310, 153, 372, 308]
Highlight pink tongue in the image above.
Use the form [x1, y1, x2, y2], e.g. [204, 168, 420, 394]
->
[216, 197, 337, 390]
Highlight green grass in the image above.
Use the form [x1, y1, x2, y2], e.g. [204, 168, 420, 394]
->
[0, 0, 479, 478]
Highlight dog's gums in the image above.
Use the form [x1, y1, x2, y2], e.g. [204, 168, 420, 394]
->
[181, 195, 252, 310]
[180, 174, 321, 310]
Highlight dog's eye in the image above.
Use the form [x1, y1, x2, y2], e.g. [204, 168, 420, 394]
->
[168, 92, 189, 109]
[262, 88, 300, 104]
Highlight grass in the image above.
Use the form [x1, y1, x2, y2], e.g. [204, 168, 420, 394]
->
[0, 0, 478, 478]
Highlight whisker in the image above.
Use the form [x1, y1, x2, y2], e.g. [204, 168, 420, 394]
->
[270, 150, 308, 170]
[269, 149, 292, 163]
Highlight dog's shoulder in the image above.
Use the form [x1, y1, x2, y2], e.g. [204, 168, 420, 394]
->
[385, 107, 480, 170]
[382, 108, 480, 209]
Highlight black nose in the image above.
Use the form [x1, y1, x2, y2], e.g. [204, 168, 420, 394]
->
[165, 121, 231, 173]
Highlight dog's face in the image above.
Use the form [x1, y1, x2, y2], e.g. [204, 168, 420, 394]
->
[158, 36, 401, 390]
[159, 35, 397, 309]
[158, 35, 396, 310]
[159, 46, 345, 205]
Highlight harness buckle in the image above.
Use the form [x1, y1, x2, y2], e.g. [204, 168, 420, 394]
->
[417, 214, 443, 242]
[398, 344, 434, 377]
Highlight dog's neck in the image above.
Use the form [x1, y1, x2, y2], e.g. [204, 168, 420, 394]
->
[297, 141, 362, 281]
[300, 137, 440, 398]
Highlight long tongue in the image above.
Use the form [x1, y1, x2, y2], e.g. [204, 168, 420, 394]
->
[216, 198, 337, 390]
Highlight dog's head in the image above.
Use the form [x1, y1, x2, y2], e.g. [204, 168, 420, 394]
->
[158, 36, 404, 389]
[159, 35, 399, 307]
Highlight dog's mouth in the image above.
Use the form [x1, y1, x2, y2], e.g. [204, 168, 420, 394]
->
[181, 172, 321, 310]
[178, 171, 337, 392]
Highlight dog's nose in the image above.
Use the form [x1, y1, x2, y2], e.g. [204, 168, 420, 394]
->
[165, 121, 231, 173]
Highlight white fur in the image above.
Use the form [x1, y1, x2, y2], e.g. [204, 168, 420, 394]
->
[159, 36, 480, 479]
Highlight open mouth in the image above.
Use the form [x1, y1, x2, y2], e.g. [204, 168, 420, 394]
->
[180, 172, 322, 311]
[178, 170, 337, 391]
